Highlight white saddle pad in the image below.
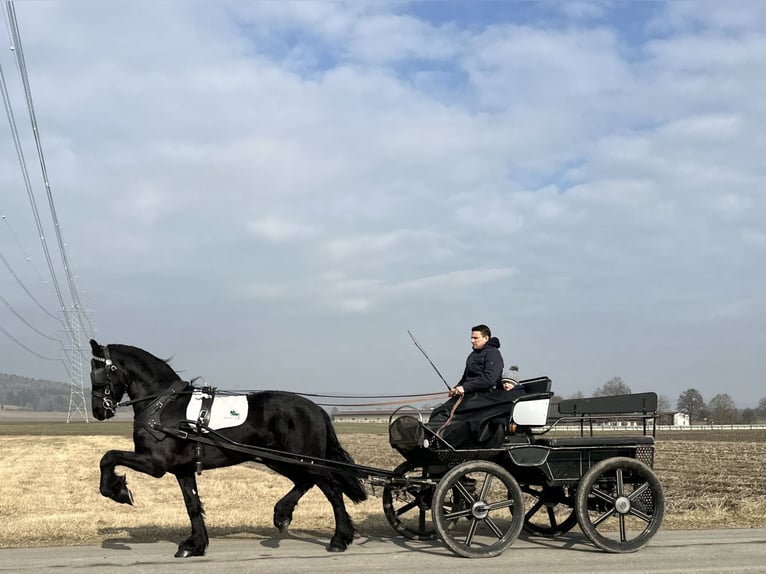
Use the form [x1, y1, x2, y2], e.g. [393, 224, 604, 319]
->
[185, 390, 248, 431]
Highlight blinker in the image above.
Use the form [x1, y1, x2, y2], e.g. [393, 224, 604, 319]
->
[91, 367, 108, 386]
[91, 349, 115, 387]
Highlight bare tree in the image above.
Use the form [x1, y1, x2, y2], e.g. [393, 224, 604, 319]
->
[756, 397, 766, 419]
[740, 408, 757, 424]
[594, 376, 632, 397]
[658, 394, 672, 412]
[708, 393, 737, 424]
[677, 388, 706, 426]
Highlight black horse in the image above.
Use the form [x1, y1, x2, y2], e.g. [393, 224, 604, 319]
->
[88, 339, 367, 557]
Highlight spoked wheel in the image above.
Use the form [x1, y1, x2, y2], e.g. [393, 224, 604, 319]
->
[575, 457, 665, 553]
[432, 461, 524, 558]
[522, 484, 578, 537]
[383, 461, 439, 540]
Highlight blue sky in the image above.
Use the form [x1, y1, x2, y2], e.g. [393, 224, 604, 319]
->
[0, 1, 764, 409]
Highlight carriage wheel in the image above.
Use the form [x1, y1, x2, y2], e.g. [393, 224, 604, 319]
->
[522, 484, 578, 537]
[575, 457, 665, 553]
[432, 461, 524, 558]
[382, 461, 439, 541]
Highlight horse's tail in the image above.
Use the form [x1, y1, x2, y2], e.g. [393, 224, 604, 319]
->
[322, 411, 368, 503]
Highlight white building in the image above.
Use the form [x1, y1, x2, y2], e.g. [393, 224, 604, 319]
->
[673, 412, 690, 427]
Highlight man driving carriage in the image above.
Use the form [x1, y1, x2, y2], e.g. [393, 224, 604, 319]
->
[428, 324, 523, 448]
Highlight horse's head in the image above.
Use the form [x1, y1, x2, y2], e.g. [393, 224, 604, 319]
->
[89, 339, 184, 420]
[89, 339, 128, 420]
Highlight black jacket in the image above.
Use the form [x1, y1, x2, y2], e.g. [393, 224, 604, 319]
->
[458, 337, 504, 393]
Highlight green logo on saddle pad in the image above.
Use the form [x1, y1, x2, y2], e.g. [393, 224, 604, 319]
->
[230, 410, 240, 417]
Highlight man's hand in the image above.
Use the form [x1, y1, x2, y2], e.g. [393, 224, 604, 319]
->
[449, 385, 465, 397]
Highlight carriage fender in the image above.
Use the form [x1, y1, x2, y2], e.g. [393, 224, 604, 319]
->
[512, 397, 551, 426]
[507, 445, 550, 466]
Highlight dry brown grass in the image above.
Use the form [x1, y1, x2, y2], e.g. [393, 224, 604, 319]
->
[653, 439, 766, 528]
[0, 431, 763, 549]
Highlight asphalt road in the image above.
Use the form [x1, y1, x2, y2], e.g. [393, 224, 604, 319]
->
[0, 528, 764, 574]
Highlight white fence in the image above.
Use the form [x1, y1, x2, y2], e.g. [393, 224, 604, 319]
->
[657, 424, 766, 431]
[550, 423, 766, 432]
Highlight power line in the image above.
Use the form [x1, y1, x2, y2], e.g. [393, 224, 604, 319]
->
[3, 1, 92, 421]
[0, 293, 59, 341]
[6, 2, 91, 332]
[1, 210, 52, 291]
[0, 322, 61, 362]
[0, 31, 72, 340]
[0, 321, 71, 379]
[0, 247, 59, 320]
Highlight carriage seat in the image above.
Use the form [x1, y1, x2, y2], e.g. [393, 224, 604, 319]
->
[508, 377, 553, 429]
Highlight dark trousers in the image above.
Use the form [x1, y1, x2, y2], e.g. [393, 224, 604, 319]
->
[427, 388, 523, 448]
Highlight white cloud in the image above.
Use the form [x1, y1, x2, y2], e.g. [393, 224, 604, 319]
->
[347, 14, 460, 64]
[1, 1, 764, 408]
[740, 229, 766, 248]
[247, 217, 320, 243]
[465, 25, 633, 108]
[392, 267, 515, 293]
[337, 297, 371, 314]
[657, 0, 766, 34]
[323, 229, 457, 264]
[558, 1, 609, 21]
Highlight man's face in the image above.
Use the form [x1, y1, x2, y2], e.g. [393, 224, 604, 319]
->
[470, 330, 489, 350]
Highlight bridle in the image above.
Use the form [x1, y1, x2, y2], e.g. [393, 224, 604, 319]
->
[90, 346, 120, 417]
[90, 346, 189, 421]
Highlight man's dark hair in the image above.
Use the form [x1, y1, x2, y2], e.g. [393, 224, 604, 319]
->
[471, 324, 491, 338]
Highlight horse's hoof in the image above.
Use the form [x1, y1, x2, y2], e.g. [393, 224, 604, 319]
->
[174, 547, 204, 558]
[275, 518, 291, 533]
[327, 542, 347, 553]
[114, 487, 134, 506]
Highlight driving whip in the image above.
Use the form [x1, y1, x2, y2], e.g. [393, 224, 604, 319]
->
[408, 330, 451, 390]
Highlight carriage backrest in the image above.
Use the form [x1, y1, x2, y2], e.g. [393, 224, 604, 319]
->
[516, 376, 552, 394]
[556, 392, 658, 415]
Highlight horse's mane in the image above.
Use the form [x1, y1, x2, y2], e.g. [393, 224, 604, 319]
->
[109, 343, 182, 382]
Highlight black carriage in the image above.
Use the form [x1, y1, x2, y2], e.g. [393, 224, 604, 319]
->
[383, 377, 664, 558]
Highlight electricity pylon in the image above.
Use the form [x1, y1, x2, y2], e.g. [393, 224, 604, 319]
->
[65, 306, 89, 423]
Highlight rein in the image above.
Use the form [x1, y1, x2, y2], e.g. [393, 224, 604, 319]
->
[435, 393, 464, 437]
[312, 395, 444, 407]
[117, 390, 192, 410]
[214, 389, 448, 408]
[92, 356, 446, 413]
[92, 346, 448, 415]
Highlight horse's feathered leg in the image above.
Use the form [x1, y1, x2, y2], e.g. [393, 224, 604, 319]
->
[314, 474, 356, 552]
[99, 450, 166, 505]
[174, 472, 208, 558]
[270, 466, 314, 533]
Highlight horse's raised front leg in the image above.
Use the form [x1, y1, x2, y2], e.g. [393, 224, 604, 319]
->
[174, 472, 208, 558]
[99, 450, 166, 505]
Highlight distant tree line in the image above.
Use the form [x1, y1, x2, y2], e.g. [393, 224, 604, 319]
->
[0, 373, 70, 412]
[554, 376, 766, 425]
